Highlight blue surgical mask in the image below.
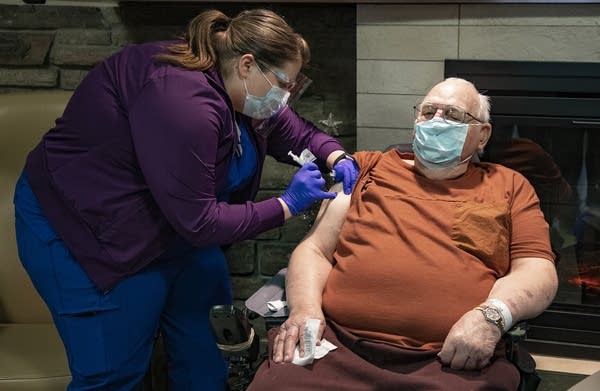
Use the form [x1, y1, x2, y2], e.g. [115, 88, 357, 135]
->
[412, 117, 471, 169]
[242, 67, 290, 120]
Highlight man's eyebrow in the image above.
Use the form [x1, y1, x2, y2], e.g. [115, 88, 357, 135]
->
[421, 102, 466, 110]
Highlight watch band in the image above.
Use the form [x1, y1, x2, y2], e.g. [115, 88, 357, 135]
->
[332, 153, 354, 167]
[487, 298, 513, 331]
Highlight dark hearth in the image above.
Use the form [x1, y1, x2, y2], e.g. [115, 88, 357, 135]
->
[446, 59, 600, 360]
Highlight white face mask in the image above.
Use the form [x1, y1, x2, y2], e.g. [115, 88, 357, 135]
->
[242, 66, 290, 120]
[412, 117, 471, 169]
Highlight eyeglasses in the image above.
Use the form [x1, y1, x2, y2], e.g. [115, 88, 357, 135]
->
[413, 102, 484, 124]
[254, 61, 313, 105]
[258, 63, 298, 91]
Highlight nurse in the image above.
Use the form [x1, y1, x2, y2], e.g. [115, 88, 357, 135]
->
[13, 8, 358, 391]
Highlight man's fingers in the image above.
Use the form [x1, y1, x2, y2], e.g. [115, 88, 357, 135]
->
[439, 344, 485, 371]
[437, 344, 455, 365]
[465, 355, 491, 370]
[478, 357, 491, 369]
[444, 343, 469, 370]
[450, 345, 490, 370]
[450, 350, 469, 370]
[463, 356, 479, 371]
[273, 327, 286, 363]
[318, 320, 326, 343]
[283, 324, 300, 362]
[298, 327, 305, 356]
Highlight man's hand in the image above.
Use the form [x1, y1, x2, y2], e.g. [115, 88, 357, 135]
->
[437, 309, 502, 370]
[272, 306, 325, 363]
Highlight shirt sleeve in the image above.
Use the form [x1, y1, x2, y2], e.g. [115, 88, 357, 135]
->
[264, 106, 344, 169]
[509, 171, 556, 263]
[129, 73, 284, 247]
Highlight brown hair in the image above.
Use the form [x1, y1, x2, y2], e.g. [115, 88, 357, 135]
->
[156, 9, 310, 76]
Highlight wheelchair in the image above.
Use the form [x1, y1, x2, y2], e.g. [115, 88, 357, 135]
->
[210, 268, 541, 391]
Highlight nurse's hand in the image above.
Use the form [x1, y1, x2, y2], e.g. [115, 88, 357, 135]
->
[279, 163, 336, 216]
[333, 157, 360, 195]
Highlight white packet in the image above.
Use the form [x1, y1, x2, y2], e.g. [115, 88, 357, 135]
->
[291, 318, 320, 366]
[290, 318, 340, 366]
[266, 299, 287, 312]
[288, 149, 317, 166]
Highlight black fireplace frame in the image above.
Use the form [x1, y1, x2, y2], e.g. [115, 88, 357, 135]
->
[445, 59, 600, 360]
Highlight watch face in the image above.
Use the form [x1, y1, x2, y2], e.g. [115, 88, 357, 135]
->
[483, 307, 501, 322]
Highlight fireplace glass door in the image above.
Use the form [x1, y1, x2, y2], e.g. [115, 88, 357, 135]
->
[488, 117, 600, 306]
[446, 60, 600, 359]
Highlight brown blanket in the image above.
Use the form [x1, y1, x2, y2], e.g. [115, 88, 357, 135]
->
[248, 320, 520, 391]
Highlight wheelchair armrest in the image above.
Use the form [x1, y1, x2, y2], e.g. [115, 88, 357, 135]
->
[245, 268, 289, 328]
[504, 321, 530, 360]
[506, 322, 529, 342]
[505, 321, 532, 370]
[503, 321, 541, 391]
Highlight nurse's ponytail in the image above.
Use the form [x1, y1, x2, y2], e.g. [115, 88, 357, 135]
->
[156, 9, 309, 75]
[156, 10, 230, 70]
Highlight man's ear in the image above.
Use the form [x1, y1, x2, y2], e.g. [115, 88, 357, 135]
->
[477, 123, 492, 153]
[237, 53, 255, 79]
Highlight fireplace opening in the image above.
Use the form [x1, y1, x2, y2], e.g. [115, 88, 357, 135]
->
[445, 60, 600, 360]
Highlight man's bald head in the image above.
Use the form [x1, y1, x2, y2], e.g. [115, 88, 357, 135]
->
[425, 78, 490, 123]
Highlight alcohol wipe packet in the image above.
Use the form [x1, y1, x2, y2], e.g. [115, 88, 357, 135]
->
[291, 319, 337, 366]
[288, 149, 317, 166]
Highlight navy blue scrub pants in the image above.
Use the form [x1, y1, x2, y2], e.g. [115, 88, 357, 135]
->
[14, 174, 231, 391]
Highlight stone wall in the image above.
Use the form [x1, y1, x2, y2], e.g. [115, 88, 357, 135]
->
[0, 2, 356, 324]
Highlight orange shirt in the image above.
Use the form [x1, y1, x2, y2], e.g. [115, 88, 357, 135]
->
[322, 150, 555, 350]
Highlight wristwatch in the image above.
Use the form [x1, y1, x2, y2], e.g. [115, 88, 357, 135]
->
[332, 153, 355, 167]
[474, 305, 505, 334]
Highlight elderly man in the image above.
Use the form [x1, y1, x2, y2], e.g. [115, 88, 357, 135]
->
[247, 78, 558, 390]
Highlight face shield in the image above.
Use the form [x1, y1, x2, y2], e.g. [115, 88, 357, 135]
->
[253, 73, 313, 138]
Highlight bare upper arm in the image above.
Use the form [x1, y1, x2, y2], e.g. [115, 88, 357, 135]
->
[504, 256, 558, 298]
[510, 257, 556, 274]
[297, 182, 351, 263]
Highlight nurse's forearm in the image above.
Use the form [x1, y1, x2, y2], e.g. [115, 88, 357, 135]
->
[277, 198, 293, 221]
[326, 150, 347, 169]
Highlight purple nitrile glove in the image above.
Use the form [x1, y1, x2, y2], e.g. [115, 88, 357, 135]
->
[334, 158, 360, 195]
[280, 162, 337, 216]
